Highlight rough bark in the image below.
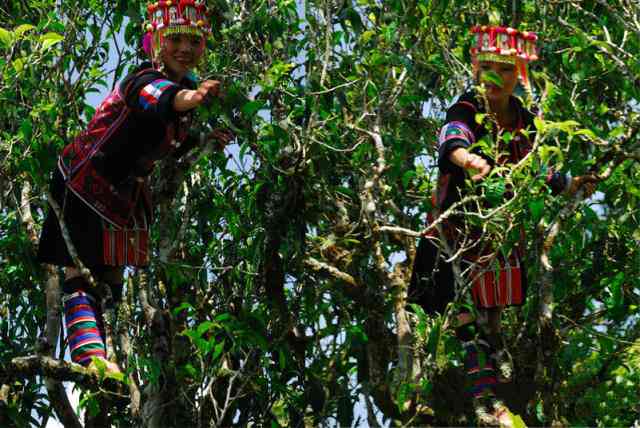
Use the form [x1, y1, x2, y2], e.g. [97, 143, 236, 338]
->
[139, 270, 173, 428]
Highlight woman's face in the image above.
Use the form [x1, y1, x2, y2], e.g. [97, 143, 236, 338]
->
[477, 61, 518, 102]
[161, 33, 205, 79]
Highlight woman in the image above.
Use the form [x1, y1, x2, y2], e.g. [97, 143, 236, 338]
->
[409, 25, 593, 424]
[38, 0, 231, 373]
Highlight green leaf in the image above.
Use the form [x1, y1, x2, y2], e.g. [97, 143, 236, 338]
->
[475, 113, 487, 125]
[183, 363, 198, 378]
[539, 145, 564, 164]
[211, 340, 225, 360]
[605, 272, 625, 318]
[241, 100, 264, 117]
[89, 357, 107, 378]
[574, 128, 597, 141]
[488, 10, 501, 25]
[402, 170, 416, 189]
[79, 393, 100, 417]
[535, 400, 545, 422]
[40, 32, 64, 50]
[18, 119, 32, 141]
[14, 24, 35, 37]
[609, 126, 625, 139]
[395, 382, 415, 412]
[480, 70, 503, 88]
[510, 410, 528, 428]
[398, 95, 421, 107]
[529, 197, 544, 223]
[484, 178, 506, 205]
[12, 58, 24, 73]
[597, 103, 609, 115]
[104, 370, 126, 383]
[196, 320, 216, 337]
[0, 27, 14, 48]
[214, 313, 232, 323]
[426, 317, 442, 359]
[555, 120, 580, 133]
[502, 131, 512, 144]
[172, 302, 194, 317]
[271, 399, 288, 427]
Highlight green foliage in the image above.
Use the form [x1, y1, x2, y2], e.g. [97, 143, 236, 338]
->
[0, 0, 639, 426]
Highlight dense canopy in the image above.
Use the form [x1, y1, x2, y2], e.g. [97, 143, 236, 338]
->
[0, 0, 639, 426]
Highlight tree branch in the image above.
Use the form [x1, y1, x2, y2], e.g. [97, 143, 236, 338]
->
[2, 356, 122, 390]
[304, 257, 359, 290]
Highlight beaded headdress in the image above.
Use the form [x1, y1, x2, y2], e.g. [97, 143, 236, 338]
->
[143, 0, 211, 67]
[470, 26, 539, 91]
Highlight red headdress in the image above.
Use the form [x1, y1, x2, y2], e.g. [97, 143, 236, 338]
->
[143, 0, 211, 68]
[470, 26, 539, 91]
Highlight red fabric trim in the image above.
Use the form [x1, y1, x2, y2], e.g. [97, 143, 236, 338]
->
[101, 222, 149, 267]
[511, 266, 523, 304]
[127, 231, 136, 265]
[471, 255, 524, 308]
[116, 229, 125, 265]
[499, 264, 508, 305]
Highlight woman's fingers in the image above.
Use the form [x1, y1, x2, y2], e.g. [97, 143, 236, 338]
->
[470, 169, 489, 181]
[196, 80, 222, 106]
[568, 175, 598, 197]
[212, 129, 234, 142]
[200, 80, 221, 96]
[466, 154, 490, 181]
[209, 128, 235, 148]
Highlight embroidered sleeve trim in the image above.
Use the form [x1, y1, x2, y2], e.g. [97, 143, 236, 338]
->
[139, 79, 177, 111]
[438, 121, 476, 148]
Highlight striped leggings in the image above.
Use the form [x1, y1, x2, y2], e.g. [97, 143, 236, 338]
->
[463, 338, 497, 399]
[456, 319, 497, 399]
[62, 275, 122, 366]
[63, 290, 107, 365]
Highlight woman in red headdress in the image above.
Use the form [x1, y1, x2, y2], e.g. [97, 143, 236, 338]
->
[409, 25, 594, 424]
[37, 1, 231, 373]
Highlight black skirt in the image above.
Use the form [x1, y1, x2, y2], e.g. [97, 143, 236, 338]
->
[408, 236, 456, 315]
[37, 168, 107, 268]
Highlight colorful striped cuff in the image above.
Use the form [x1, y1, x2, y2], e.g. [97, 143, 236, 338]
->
[139, 79, 177, 111]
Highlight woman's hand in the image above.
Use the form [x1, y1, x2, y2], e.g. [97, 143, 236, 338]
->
[567, 174, 598, 198]
[208, 128, 234, 150]
[174, 80, 222, 112]
[449, 148, 491, 181]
